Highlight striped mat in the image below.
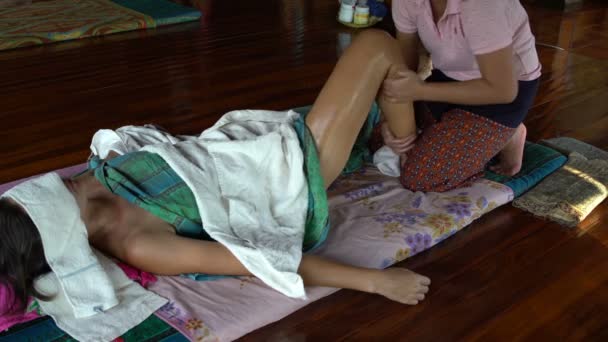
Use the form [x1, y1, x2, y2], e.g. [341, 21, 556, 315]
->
[0, 0, 201, 51]
[0, 314, 187, 341]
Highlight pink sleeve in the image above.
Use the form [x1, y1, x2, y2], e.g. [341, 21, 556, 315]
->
[392, 0, 418, 33]
[461, 0, 513, 55]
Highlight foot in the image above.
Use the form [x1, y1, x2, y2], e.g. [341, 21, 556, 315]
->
[490, 123, 527, 176]
[372, 268, 431, 305]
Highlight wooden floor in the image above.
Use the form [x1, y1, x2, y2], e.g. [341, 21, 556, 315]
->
[1, 0, 607, 340]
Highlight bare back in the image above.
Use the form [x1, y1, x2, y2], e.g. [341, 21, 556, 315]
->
[69, 171, 176, 261]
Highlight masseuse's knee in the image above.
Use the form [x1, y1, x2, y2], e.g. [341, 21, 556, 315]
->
[399, 162, 443, 193]
[398, 148, 487, 193]
[397, 140, 482, 193]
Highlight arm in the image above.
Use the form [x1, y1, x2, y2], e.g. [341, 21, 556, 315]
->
[416, 0, 518, 105]
[124, 230, 378, 291]
[383, 45, 518, 105]
[123, 231, 253, 276]
[415, 45, 518, 105]
[386, 0, 519, 106]
[121, 230, 430, 304]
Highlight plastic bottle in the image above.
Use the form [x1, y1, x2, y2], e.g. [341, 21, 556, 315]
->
[354, 5, 370, 25]
[339, 0, 356, 23]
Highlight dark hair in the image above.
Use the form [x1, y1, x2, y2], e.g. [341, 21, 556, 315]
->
[0, 198, 51, 314]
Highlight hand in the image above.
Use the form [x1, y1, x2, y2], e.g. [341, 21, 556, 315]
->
[381, 122, 417, 155]
[372, 268, 431, 305]
[381, 69, 423, 103]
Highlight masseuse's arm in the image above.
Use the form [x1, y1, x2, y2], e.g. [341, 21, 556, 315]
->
[418, 45, 518, 104]
[383, 45, 518, 105]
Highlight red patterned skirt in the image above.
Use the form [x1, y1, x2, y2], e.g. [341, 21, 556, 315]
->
[371, 108, 516, 192]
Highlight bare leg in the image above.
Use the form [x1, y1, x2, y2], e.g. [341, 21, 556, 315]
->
[490, 123, 527, 176]
[301, 30, 427, 303]
[305, 29, 416, 188]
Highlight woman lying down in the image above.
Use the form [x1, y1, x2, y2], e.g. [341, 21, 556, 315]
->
[0, 30, 430, 315]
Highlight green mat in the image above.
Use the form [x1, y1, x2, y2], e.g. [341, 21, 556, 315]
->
[485, 142, 567, 197]
[0, 313, 186, 341]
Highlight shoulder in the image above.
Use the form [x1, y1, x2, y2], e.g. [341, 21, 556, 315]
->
[393, 0, 423, 14]
[459, 0, 510, 30]
[460, 0, 507, 16]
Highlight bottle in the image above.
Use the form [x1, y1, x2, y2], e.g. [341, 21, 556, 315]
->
[339, 0, 355, 23]
[354, 5, 370, 25]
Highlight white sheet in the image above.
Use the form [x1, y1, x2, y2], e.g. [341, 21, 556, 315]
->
[90, 110, 310, 299]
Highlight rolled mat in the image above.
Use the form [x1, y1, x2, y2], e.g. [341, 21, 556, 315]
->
[513, 146, 608, 227]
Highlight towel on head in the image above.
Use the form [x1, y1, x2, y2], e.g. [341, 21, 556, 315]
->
[1, 173, 166, 341]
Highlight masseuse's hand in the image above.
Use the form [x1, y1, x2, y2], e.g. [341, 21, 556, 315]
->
[381, 122, 417, 155]
[382, 69, 423, 103]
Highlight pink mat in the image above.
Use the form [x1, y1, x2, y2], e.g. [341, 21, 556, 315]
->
[0, 164, 514, 339]
[150, 167, 514, 341]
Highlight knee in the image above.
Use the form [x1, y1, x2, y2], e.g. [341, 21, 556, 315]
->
[353, 29, 397, 51]
[399, 162, 477, 193]
[356, 29, 393, 43]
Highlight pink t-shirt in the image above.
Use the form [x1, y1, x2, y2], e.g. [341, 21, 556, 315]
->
[393, 0, 541, 81]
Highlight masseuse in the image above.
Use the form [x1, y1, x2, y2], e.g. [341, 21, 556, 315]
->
[380, 0, 541, 192]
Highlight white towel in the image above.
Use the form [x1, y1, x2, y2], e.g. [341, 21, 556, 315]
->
[1, 173, 167, 341]
[373, 145, 401, 177]
[142, 110, 309, 299]
[90, 124, 198, 159]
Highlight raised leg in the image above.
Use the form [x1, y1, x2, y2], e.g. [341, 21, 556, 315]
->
[305, 29, 416, 188]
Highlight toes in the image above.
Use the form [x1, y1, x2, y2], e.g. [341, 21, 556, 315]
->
[415, 293, 425, 301]
[406, 300, 419, 305]
[418, 276, 431, 286]
[418, 285, 429, 294]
